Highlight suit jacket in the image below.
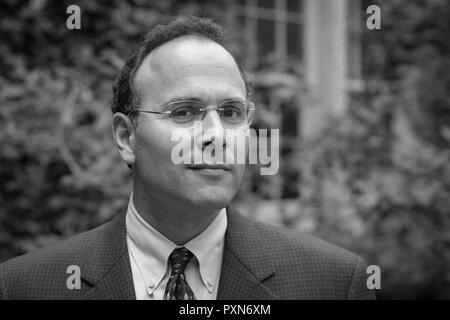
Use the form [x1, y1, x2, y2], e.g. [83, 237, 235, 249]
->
[0, 207, 375, 300]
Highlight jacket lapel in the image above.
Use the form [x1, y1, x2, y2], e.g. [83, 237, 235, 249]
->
[77, 206, 278, 300]
[80, 211, 136, 300]
[82, 254, 135, 300]
[217, 207, 279, 300]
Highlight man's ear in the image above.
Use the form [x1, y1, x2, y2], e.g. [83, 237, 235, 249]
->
[112, 113, 136, 168]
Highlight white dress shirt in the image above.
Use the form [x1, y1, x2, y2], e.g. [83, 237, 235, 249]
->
[126, 195, 227, 300]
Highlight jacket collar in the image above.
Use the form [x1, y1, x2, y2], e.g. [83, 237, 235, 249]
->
[79, 206, 278, 300]
[81, 210, 135, 300]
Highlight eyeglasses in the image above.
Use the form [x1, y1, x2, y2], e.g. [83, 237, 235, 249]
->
[129, 99, 256, 129]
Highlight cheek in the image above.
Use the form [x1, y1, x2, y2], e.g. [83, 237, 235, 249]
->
[134, 124, 174, 166]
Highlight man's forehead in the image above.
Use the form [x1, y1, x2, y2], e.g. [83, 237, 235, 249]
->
[139, 36, 241, 78]
[133, 36, 245, 100]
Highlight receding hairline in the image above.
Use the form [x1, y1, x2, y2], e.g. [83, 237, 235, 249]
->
[132, 34, 248, 102]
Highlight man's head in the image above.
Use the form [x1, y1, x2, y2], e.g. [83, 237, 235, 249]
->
[111, 15, 251, 119]
[112, 16, 249, 212]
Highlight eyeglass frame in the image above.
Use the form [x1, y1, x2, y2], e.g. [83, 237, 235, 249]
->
[127, 99, 256, 128]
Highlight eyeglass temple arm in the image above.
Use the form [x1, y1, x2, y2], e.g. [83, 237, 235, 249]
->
[130, 109, 171, 115]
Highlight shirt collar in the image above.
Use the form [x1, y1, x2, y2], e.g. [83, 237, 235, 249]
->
[126, 197, 176, 294]
[184, 208, 227, 291]
[125, 194, 227, 294]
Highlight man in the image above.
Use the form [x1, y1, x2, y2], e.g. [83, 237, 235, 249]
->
[0, 16, 375, 300]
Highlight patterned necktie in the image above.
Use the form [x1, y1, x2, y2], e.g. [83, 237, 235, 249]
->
[164, 247, 196, 300]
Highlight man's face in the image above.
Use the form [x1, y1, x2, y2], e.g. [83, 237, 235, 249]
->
[131, 36, 246, 210]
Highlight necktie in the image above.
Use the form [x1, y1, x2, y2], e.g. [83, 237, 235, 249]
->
[164, 247, 196, 300]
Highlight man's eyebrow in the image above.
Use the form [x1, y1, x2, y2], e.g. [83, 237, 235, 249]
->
[167, 96, 203, 103]
[164, 95, 245, 106]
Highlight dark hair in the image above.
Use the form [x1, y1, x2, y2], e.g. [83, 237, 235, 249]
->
[111, 15, 251, 118]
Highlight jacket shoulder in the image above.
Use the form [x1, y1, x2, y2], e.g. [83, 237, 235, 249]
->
[0, 216, 118, 299]
[247, 217, 374, 299]
[2, 218, 113, 268]
[253, 219, 360, 265]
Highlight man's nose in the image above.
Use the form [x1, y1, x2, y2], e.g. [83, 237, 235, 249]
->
[201, 109, 226, 149]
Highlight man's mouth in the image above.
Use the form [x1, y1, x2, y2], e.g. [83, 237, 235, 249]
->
[187, 164, 232, 171]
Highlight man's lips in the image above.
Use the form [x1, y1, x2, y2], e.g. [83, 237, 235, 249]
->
[187, 164, 232, 171]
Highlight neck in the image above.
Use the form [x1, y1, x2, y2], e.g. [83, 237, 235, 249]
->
[132, 189, 221, 245]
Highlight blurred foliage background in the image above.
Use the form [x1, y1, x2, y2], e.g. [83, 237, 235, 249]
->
[0, 0, 449, 299]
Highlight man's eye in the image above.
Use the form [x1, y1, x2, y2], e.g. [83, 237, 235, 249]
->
[221, 106, 242, 118]
[170, 107, 198, 118]
[172, 109, 190, 117]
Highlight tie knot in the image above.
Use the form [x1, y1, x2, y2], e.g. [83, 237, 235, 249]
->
[169, 247, 193, 275]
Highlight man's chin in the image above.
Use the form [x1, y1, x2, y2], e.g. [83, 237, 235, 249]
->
[186, 189, 235, 210]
